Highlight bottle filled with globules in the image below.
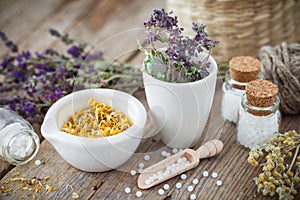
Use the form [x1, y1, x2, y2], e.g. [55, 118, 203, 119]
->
[221, 56, 261, 123]
[0, 108, 40, 165]
[237, 80, 281, 148]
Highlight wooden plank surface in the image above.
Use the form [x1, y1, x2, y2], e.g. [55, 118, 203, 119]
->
[1, 0, 300, 199]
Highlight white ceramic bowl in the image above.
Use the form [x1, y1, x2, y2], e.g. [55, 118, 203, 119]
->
[41, 89, 147, 172]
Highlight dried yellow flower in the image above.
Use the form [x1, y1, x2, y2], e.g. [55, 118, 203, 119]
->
[72, 192, 79, 199]
[248, 130, 300, 199]
[61, 98, 133, 138]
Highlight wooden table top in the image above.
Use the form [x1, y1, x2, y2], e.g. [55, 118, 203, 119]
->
[0, 0, 299, 199]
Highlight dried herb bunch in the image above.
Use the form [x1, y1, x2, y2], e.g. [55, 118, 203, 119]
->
[0, 29, 141, 125]
[139, 9, 219, 83]
[248, 130, 300, 199]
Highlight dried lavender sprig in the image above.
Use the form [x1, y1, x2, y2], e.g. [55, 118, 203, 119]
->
[0, 29, 142, 124]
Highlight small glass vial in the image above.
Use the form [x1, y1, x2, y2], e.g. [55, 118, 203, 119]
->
[0, 108, 40, 165]
[222, 56, 261, 123]
[237, 80, 281, 148]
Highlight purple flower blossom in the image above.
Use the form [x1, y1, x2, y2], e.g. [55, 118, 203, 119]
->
[16, 54, 23, 63]
[44, 92, 52, 100]
[54, 88, 63, 100]
[23, 50, 31, 59]
[49, 29, 61, 37]
[85, 50, 104, 62]
[12, 71, 25, 80]
[23, 102, 35, 115]
[35, 52, 43, 59]
[88, 66, 94, 73]
[67, 45, 81, 58]
[1, 60, 8, 67]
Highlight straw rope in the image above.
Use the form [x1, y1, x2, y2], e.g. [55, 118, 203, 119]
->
[166, 0, 300, 62]
[259, 42, 300, 115]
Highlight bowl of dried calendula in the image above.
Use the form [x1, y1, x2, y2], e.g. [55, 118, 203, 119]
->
[41, 89, 147, 172]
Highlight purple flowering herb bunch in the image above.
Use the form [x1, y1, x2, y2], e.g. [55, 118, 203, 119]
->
[0, 29, 141, 125]
[139, 9, 219, 83]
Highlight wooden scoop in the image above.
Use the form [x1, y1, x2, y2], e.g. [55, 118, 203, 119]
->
[137, 139, 223, 189]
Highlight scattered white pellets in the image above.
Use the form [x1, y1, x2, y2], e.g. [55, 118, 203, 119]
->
[35, 160, 41, 166]
[165, 152, 171, 157]
[192, 178, 199, 185]
[216, 180, 223, 186]
[187, 185, 194, 192]
[158, 188, 165, 195]
[138, 162, 145, 169]
[190, 194, 197, 200]
[212, 172, 218, 178]
[181, 174, 187, 180]
[136, 191, 142, 198]
[163, 184, 170, 190]
[124, 187, 131, 194]
[143, 156, 190, 186]
[202, 171, 209, 177]
[176, 182, 182, 189]
[144, 155, 150, 161]
[161, 151, 167, 157]
[172, 148, 178, 154]
[130, 170, 137, 176]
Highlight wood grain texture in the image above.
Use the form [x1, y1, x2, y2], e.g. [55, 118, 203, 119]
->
[0, 0, 300, 199]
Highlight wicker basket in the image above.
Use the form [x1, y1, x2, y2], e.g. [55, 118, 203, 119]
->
[166, 0, 300, 62]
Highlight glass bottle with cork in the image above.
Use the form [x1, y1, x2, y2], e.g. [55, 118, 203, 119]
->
[221, 56, 261, 123]
[237, 80, 281, 148]
[0, 108, 40, 165]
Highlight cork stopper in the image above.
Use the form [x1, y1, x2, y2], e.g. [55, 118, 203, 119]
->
[229, 56, 260, 83]
[246, 80, 278, 107]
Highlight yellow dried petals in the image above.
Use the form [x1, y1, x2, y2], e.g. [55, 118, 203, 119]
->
[61, 98, 133, 138]
[0, 173, 57, 197]
[72, 192, 79, 199]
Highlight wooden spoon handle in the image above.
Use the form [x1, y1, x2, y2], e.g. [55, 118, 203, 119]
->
[196, 139, 223, 159]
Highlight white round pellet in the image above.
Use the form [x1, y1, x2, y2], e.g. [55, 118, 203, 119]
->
[35, 160, 41, 166]
[144, 155, 150, 161]
[187, 185, 194, 192]
[161, 151, 167, 157]
[212, 172, 218, 178]
[175, 182, 182, 189]
[158, 189, 164, 195]
[124, 187, 131, 194]
[202, 171, 209, 177]
[138, 168, 143, 173]
[165, 153, 171, 157]
[138, 162, 144, 169]
[216, 180, 223, 186]
[145, 179, 151, 185]
[152, 174, 158, 180]
[181, 174, 187, 180]
[179, 149, 183, 152]
[163, 171, 170, 177]
[163, 184, 170, 190]
[172, 148, 178, 154]
[192, 178, 199, 185]
[136, 191, 142, 198]
[182, 157, 187, 162]
[158, 175, 163, 180]
[190, 194, 197, 200]
[130, 170, 136, 176]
